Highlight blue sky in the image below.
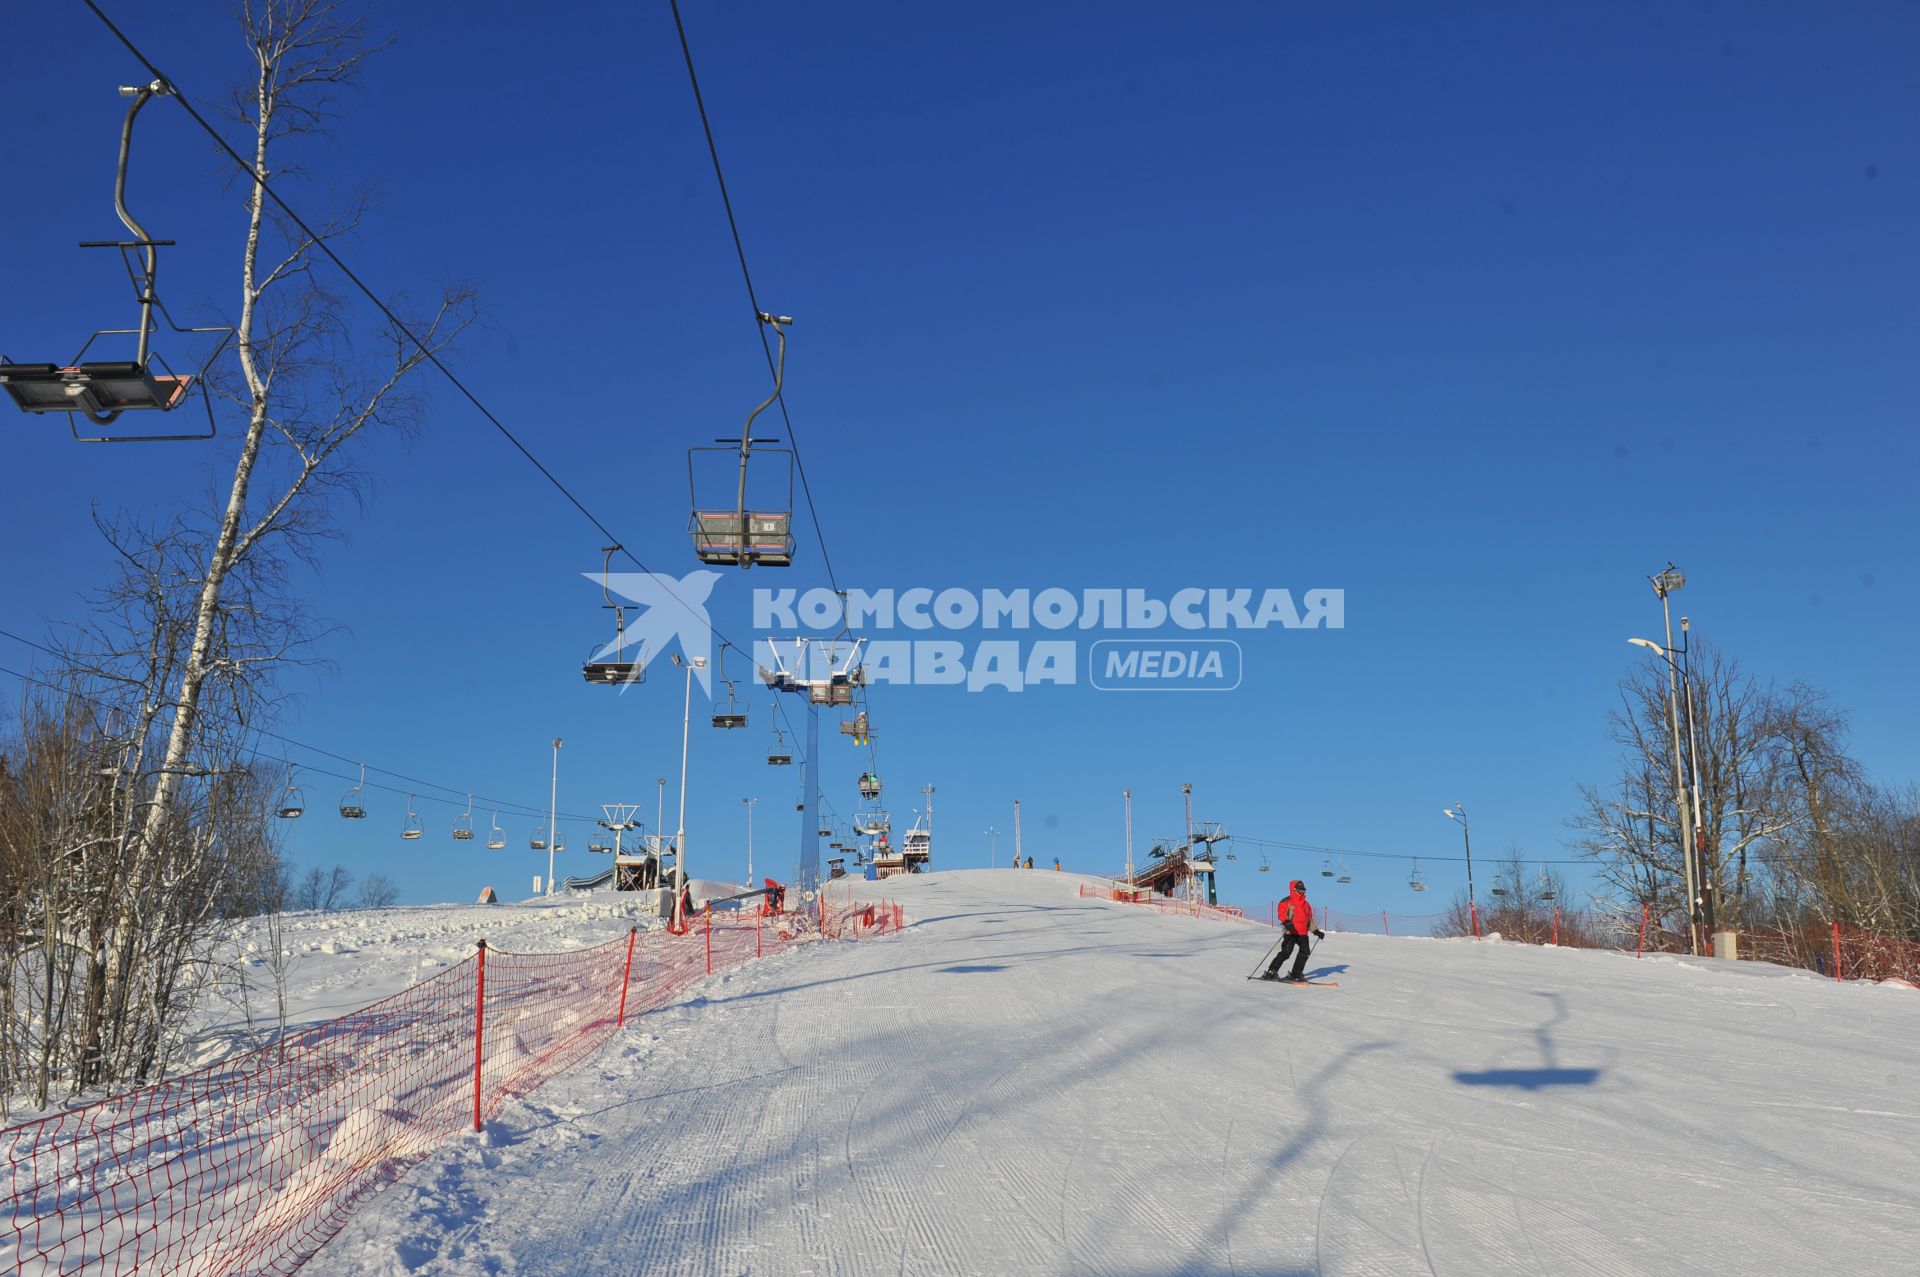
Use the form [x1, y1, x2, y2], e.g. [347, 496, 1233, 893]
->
[2, 1, 1915, 912]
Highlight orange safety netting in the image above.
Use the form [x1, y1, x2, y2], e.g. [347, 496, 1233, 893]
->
[1077, 883, 1252, 925]
[1, 896, 901, 1276]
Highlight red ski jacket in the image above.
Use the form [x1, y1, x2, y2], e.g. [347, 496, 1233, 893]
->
[1278, 893, 1314, 935]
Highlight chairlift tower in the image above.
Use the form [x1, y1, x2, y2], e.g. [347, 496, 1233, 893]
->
[1191, 820, 1230, 907]
[760, 636, 867, 895]
[601, 803, 650, 892]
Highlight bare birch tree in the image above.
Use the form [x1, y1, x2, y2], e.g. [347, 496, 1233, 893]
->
[4, 1, 476, 1096]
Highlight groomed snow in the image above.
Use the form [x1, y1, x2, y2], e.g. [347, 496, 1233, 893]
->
[295, 869, 1917, 1276]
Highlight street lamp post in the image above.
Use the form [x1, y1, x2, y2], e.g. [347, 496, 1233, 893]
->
[1679, 617, 1715, 934]
[1629, 577, 1713, 950]
[547, 738, 562, 896]
[1123, 789, 1134, 886]
[669, 654, 708, 922]
[983, 826, 1000, 868]
[1443, 804, 1478, 938]
[1650, 565, 1700, 954]
[743, 796, 758, 884]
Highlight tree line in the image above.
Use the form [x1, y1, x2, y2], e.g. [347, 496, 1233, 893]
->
[1435, 640, 1917, 951]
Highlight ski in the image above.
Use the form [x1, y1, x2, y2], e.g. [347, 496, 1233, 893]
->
[1279, 979, 1338, 987]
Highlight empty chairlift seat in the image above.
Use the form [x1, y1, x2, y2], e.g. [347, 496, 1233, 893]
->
[690, 510, 795, 567]
[1, 360, 195, 417]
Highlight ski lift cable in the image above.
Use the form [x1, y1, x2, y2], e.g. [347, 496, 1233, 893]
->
[1212, 831, 1591, 867]
[0, 648, 599, 825]
[667, 0, 843, 600]
[74, 2, 773, 673]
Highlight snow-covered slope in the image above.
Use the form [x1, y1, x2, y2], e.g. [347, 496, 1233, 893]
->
[301, 869, 1917, 1276]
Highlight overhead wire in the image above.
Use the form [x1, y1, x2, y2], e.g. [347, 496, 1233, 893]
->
[1231, 832, 1591, 867]
[0, 631, 602, 824]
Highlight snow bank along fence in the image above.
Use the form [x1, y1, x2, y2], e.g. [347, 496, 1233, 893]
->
[1082, 884, 1918, 984]
[0, 895, 902, 1276]
[1314, 907, 1919, 984]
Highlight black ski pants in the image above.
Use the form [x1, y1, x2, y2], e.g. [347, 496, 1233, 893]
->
[1266, 931, 1311, 979]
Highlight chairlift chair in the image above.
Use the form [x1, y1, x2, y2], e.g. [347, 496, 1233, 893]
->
[818, 823, 833, 839]
[1336, 858, 1353, 885]
[583, 545, 646, 685]
[1490, 875, 1509, 898]
[711, 655, 747, 728]
[840, 710, 872, 745]
[400, 797, 424, 841]
[530, 825, 548, 852]
[452, 794, 476, 842]
[552, 832, 568, 854]
[338, 764, 367, 819]
[687, 312, 798, 568]
[487, 812, 506, 851]
[1, 82, 233, 443]
[1257, 851, 1270, 873]
[588, 838, 611, 854]
[858, 771, 881, 801]
[1320, 857, 1334, 878]
[1539, 862, 1557, 901]
[1409, 858, 1427, 892]
[277, 777, 304, 820]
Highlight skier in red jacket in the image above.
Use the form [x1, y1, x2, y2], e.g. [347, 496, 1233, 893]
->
[1262, 880, 1325, 982]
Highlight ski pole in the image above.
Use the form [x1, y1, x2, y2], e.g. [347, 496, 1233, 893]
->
[1248, 933, 1287, 979]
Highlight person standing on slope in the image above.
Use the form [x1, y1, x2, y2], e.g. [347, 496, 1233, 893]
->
[1263, 879, 1325, 982]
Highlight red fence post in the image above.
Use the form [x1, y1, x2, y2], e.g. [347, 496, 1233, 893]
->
[616, 927, 637, 1028]
[1637, 903, 1650, 958]
[756, 900, 762, 957]
[1551, 906, 1559, 947]
[472, 938, 487, 1133]
[1470, 900, 1481, 939]
[1382, 910, 1390, 936]
[705, 902, 713, 976]
[1831, 921, 1843, 982]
